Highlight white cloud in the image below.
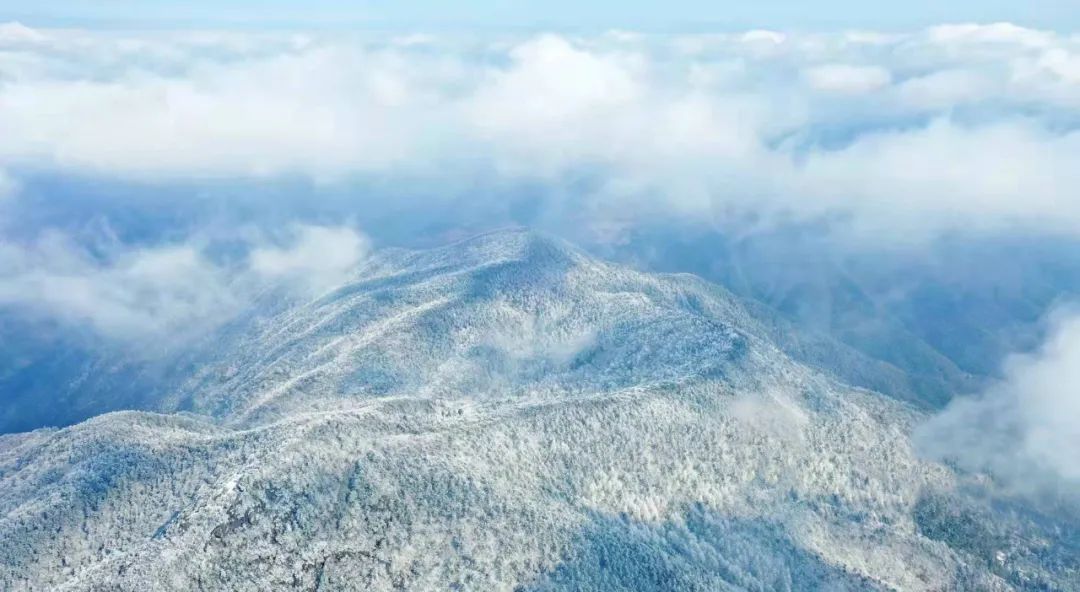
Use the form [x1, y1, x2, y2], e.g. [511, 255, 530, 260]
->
[801, 63, 892, 94]
[925, 22, 1055, 48]
[0, 45, 437, 178]
[0, 233, 237, 342]
[916, 309, 1080, 494]
[0, 21, 46, 46]
[895, 68, 996, 109]
[0, 224, 370, 342]
[465, 34, 645, 175]
[250, 225, 370, 294]
[731, 389, 809, 445]
[1, 22, 1080, 242]
[1037, 47, 1080, 84]
[793, 119, 1080, 240]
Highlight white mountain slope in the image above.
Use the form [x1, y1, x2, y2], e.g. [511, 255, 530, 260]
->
[0, 230, 1076, 591]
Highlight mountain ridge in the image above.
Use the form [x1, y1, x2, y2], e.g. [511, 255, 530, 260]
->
[1, 229, 1076, 591]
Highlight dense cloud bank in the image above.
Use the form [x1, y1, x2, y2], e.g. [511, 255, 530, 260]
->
[1, 21, 1080, 242]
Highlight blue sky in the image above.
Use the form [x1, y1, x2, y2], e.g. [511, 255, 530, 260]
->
[2, 0, 1079, 30]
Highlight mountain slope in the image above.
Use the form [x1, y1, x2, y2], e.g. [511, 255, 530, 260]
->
[1, 230, 1075, 591]
[0, 228, 956, 434]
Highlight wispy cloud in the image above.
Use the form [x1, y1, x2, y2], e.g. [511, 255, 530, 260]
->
[0, 232, 237, 341]
[916, 308, 1080, 496]
[0, 224, 369, 342]
[250, 224, 370, 295]
[801, 63, 892, 94]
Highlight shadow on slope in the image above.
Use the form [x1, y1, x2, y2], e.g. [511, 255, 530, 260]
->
[525, 504, 882, 592]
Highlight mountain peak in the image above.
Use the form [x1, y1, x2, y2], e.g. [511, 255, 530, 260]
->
[429, 226, 588, 268]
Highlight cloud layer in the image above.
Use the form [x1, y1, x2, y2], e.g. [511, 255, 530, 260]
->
[0, 224, 369, 342]
[3, 22, 1080, 343]
[916, 308, 1080, 494]
[0, 232, 233, 341]
[1, 22, 1080, 242]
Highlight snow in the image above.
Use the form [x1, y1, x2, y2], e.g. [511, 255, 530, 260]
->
[0, 230, 1074, 591]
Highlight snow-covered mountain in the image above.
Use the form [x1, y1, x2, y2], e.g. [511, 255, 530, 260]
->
[1, 230, 1076, 590]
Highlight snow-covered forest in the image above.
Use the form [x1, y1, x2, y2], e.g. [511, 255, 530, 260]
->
[2, 231, 1075, 590]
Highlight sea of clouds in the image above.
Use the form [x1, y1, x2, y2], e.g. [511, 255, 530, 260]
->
[1, 21, 1080, 239]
